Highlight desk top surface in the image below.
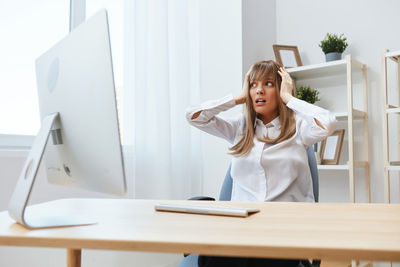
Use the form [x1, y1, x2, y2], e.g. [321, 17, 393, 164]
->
[0, 199, 400, 261]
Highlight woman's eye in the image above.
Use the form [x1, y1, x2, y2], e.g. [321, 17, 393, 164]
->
[265, 82, 273, 86]
[250, 83, 256, 87]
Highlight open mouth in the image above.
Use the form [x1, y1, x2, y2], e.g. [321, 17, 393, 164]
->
[254, 99, 267, 107]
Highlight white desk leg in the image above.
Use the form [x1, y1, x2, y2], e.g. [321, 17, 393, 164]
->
[67, 248, 81, 267]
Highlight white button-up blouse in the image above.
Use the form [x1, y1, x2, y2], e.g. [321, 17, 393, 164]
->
[186, 94, 337, 202]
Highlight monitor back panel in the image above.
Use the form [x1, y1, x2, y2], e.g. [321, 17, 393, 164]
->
[35, 10, 126, 195]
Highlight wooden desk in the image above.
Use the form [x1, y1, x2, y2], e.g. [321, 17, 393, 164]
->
[0, 199, 400, 267]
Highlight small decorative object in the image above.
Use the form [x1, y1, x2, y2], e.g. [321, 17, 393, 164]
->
[273, 44, 302, 68]
[319, 33, 348, 62]
[295, 85, 320, 104]
[320, 129, 345, 165]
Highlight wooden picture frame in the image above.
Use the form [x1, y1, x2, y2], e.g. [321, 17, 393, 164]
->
[320, 129, 345, 165]
[273, 44, 303, 68]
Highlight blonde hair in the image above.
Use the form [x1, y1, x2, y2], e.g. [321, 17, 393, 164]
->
[229, 60, 296, 157]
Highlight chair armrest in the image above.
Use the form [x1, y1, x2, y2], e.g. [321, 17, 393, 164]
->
[187, 196, 215, 201]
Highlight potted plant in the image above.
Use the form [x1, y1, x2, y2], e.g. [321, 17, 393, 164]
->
[295, 85, 320, 104]
[296, 85, 321, 163]
[319, 33, 348, 62]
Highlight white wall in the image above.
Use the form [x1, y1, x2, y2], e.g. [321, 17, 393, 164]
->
[242, 0, 276, 76]
[276, 0, 400, 205]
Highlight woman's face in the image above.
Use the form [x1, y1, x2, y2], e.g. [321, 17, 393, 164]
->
[249, 75, 279, 124]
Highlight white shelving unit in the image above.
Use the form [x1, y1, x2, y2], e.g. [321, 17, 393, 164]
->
[288, 55, 370, 203]
[382, 49, 400, 203]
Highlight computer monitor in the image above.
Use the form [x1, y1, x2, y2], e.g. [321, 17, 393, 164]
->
[8, 9, 126, 229]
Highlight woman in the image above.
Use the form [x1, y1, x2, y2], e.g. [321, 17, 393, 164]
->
[186, 60, 336, 266]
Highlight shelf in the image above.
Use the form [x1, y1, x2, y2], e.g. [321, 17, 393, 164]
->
[335, 109, 366, 120]
[287, 57, 363, 80]
[318, 161, 368, 170]
[387, 161, 400, 171]
[318, 164, 348, 170]
[383, 49, 400, 203]
[386, 108, 400, 114]
[385, 50, 400, 62]
[387, 166, 400, 171]
[290, 54, 370, 203]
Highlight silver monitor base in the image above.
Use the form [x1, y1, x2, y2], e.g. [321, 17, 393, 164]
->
[8, 113, 96, 229]
[23, 216, 96, 229]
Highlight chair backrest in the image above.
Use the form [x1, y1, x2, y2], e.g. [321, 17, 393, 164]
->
[218, 146, 319, 202]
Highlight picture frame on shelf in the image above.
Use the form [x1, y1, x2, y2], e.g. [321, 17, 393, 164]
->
[320, 129, 345, 165]
[273, 44, 303, 68]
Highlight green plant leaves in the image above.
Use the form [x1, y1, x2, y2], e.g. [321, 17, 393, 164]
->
[319, 33, 348, 54]
[295, 85, 320, 104]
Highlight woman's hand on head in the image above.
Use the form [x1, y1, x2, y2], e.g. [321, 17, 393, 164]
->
[234, 91, 246, 105]
[235, 68, 252, 105]
[278, 67, 294, 104]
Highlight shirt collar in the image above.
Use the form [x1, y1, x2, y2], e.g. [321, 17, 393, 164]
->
[254, 115, 281, 129]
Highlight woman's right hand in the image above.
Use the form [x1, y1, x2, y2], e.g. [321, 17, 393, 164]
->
[234, 69, 251, 105]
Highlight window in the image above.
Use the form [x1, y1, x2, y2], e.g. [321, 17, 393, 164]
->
[0, 0, 69, 136]
[0, 1, 125, 145]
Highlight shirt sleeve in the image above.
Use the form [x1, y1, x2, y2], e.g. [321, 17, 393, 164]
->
[286, 97, 337, 147]
[186, 94, 242, 144]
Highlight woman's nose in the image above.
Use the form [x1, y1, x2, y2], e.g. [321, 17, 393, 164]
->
[256, 86, 264, 94]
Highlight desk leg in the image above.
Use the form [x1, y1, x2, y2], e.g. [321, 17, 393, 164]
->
[67, 248, 81, 267]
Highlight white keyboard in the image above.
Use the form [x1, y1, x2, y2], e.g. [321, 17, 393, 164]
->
[155, 203, 260, 217]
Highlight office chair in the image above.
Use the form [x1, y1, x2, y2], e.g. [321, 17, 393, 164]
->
[178, 146, 320, 267]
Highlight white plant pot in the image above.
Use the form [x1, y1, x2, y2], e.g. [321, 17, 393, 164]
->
[325, 52, 342, 62]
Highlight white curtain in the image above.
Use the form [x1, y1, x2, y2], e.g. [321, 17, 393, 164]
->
[124, 0, 203, 199]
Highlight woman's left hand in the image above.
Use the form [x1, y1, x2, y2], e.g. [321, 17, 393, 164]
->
[278, 67, 294, 104]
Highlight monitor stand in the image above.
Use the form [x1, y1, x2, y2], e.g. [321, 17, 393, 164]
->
[8, 113, 96, 229]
